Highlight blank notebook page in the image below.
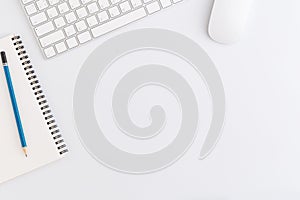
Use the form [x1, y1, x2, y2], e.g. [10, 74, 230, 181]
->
[0, 35, 67, 184]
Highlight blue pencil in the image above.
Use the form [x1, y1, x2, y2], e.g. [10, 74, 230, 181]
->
[1, 51, 27, 157]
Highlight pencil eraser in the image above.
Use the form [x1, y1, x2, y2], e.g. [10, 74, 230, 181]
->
[1, 51, 7, 64]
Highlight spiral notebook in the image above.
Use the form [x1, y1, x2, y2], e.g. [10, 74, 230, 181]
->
[0, 35, 68, 184]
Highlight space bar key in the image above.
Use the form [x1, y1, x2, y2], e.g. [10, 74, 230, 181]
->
[91, 8, 147, 38]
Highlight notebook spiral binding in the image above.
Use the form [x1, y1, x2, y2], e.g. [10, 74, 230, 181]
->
[11, 35, 68, 155]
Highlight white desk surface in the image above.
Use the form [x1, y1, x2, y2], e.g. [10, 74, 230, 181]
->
[1, 0, 300, 199]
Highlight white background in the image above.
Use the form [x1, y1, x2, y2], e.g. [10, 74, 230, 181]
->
[1, 0, 300, 199]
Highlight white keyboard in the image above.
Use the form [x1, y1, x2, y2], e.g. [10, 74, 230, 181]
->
[20, 0, 183, 58]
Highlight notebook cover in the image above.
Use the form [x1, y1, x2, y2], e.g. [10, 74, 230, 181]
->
[0, 34, 68, 184]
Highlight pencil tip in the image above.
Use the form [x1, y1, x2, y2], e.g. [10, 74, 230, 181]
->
[23, 148, 28, 157]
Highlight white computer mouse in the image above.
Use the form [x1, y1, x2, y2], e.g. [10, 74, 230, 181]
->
[208, 0, 253, 44]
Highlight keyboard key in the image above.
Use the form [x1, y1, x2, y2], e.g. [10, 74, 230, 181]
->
[98, 0, 110, 9]
[47, 7, 59, 18]
[35, 21, 55, 36]
[75, 20, 87, 31]
[65, 12, 77, 23]
[92, 8, 146, 37]
[30, 12, 47, 26]
[44, 46, 56, 58]
[55, 42, 67, 53]
[69, 0, 81, 9]
[40, 30, 65, 47]
[22, 0, 34, 4]
[36, 0, 48, 10]
[109, 6, 120, 17]
[48, 0, 60, 5]
[54, 17, 66, 28]
[81, 0, 92, 4]
[58, 2, 70, 14]
[64, 25, 76, 36]
[87, 2, 99, 14]
[77, 31, 92, 43]
[159, 0, 172, 8]
[76, 7, 88, 18]
[146, 2, 161, 14]
[120, 1, 132, 13]
[25, 4, 37, 15]
[111, 0, 121, 4]
[130, 0, 142, 8]
[97, 11, 109, 22]
[86, 16, 98, 27]
[66, 37, 78, 48]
